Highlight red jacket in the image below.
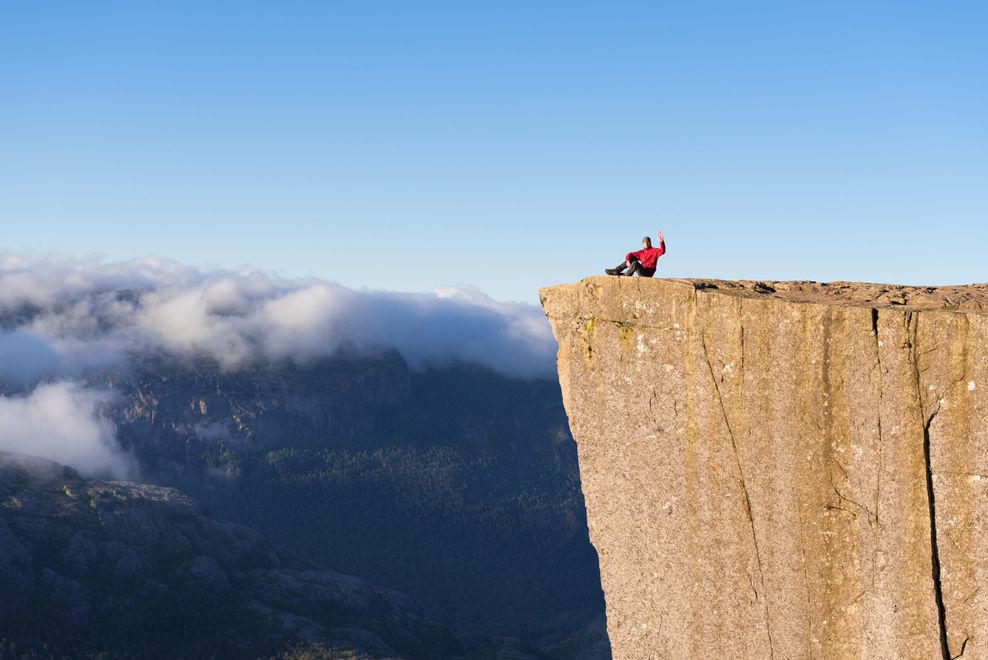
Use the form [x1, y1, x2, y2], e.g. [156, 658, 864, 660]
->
[625, 240, 666, 276]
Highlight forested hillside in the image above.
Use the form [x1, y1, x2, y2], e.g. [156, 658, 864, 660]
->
[108, 355, 608, 656]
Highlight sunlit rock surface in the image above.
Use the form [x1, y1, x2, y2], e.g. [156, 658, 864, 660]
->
[541, 276, 988, 659]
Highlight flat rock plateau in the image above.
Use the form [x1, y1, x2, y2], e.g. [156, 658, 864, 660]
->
[541, 276, 988, 659]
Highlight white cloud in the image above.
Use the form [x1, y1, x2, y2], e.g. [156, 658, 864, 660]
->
[0, 253, 556, 379]
[0, 382, 135, 479]
[0, 253, 558, 477]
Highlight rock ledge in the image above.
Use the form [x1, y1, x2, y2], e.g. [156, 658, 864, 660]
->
[541, 276, 988, 659]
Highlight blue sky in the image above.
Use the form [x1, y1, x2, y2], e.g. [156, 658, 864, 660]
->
[2, 2, 986, 302]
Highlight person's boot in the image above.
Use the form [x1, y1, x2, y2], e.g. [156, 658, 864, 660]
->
[605, 268, 620, 275]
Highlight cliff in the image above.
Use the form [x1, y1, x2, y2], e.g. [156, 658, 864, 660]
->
[541, 276, 988, 659]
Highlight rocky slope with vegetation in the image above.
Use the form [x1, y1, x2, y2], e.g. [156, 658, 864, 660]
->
[0, 451, 456, 658]
[99, 354, 607, 657]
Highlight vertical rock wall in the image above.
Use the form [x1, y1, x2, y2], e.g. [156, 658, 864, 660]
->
[541, 276, 988, 659]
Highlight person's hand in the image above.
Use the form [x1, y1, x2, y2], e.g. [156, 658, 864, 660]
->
[658, 231, 664, 241]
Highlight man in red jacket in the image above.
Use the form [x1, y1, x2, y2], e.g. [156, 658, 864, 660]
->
[605, 232, 666, 277]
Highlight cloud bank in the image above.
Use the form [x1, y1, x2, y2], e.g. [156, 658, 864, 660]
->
[0, 252, 557, 380]
[0, 253, 557, 477]
[0, 382, 135, 479]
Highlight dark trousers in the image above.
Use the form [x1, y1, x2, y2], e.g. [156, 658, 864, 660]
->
[613, 258, 647, 276]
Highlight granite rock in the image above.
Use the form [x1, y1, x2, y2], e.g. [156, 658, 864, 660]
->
[541, 276, 988, 659]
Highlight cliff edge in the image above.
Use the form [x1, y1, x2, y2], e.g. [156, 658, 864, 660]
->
[541, 276, 988, 659]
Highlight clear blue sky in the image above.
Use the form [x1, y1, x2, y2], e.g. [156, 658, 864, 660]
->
[2, 2, 986, 302]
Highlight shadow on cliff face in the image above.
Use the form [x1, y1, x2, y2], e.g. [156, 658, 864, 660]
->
[106, 355, 611, 657]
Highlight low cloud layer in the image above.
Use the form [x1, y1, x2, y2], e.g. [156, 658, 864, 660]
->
[0, 382, 135, 479]
[0, 253, 556, 380]
[0, 253, 557, 477]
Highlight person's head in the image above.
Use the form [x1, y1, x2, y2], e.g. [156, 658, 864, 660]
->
[642, 236, 652, 248]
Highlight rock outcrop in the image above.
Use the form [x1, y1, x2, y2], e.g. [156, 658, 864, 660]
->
[0, 451, 457, 658]
[541, 276, 988, 659]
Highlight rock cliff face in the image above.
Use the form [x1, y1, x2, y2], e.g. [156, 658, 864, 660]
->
[541, 276, 988, 659]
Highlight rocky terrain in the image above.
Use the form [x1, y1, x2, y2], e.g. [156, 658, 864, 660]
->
[541, 276, 988, 659]
[0, 451, 458, 658]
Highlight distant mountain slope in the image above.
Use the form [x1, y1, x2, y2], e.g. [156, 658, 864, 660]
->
[107, 355, 608, 656]
[0, 452, 458, 659]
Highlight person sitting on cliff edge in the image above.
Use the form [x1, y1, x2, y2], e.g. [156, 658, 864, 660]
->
[605, 232, 666, 277]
